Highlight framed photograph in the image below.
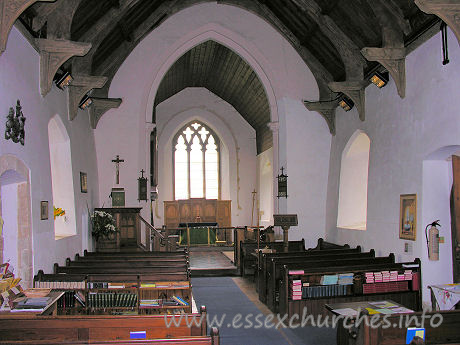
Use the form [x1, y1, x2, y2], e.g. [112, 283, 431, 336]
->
[40, 201, 48, 220]
[399, 194, 417, 241]
[80, 172, 88, 193]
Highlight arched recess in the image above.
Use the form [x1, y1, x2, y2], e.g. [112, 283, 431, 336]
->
[141, 24, 282, 214]
[0, 155, 33, 288]
[48, 114, 77, 239]
[155, 92, 250, 226]
[337, 130, 371, 230]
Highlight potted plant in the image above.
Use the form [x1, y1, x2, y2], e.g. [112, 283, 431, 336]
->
[90, 210, 118, 242]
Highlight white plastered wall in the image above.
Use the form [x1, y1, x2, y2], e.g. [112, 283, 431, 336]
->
[325, 28, 460, 304]
[0, 27, 99, 274]
[95, 3, 331, 243]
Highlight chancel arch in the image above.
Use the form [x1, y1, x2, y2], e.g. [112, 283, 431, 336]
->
[0, 155, 32, 288]
[337, 130, 371, 230]
[47, 114, 77, 239]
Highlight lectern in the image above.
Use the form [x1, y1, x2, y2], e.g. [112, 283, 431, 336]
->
[273, 214, 298, 252]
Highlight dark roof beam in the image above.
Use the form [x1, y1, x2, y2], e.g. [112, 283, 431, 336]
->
[294, 0, 367, 122]
[415, 0, 460, 47]
[221, 0, 334, 99]
[361, 0, 407, 98]
[0, 0, 56, 55]
[41, 0, 82, 40]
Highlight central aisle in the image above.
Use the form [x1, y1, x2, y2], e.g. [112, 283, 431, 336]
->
[191, 277, 336, 345]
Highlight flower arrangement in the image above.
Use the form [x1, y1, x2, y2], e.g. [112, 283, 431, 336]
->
[90, 210, 118, 241]
[53, 206, 65, 220]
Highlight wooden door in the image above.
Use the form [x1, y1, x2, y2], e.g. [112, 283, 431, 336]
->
[451, 155, 460, 283]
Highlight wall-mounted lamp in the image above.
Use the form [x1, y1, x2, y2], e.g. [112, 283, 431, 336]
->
[370, 71, 389, 88]
[78, 94, 93, 110]
[277, 167, 288, 198]
[55, 71, 73, 90]
[5, 100, 26, 145]
[339, 96, 354, 112]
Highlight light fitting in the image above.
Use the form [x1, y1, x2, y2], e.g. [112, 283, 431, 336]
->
[370, 71, 389, 88]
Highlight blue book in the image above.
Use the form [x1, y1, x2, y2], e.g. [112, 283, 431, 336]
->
[406, 328, 425, 344]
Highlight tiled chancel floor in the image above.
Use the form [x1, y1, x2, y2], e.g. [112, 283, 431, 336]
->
[189, 250, 236, 269]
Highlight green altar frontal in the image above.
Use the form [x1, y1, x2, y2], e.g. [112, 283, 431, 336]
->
[178, 223, 218, 246]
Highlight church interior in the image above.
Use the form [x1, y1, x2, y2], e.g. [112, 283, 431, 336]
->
[0, 1, 460, 344]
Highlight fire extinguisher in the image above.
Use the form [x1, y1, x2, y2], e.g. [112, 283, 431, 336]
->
[425, 220, 441, 261]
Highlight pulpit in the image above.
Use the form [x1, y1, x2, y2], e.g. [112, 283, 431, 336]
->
[95, 207, 142, 251]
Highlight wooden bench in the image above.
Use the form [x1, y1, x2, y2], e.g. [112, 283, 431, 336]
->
[267, 254, 395, 312]
[278, 259, 422, 318]
[337, 309, 460, 345]
[0, 308, 210, 344]
[65, 259, 189, 268]
[257, 248, 371, 304]
[0, 328, 219, 344]
[240, 239, 306, 276]
[308, 238, 351, 250]
[53, 264, 189, 275]
[83, 249, 188, 257]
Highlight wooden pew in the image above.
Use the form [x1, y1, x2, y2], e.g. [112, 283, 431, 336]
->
[35, 271, 189, 283]
[65, 259, 189, 268]
[337, 309, 460, 345]
[53, 264, 189, 275]
[0, 307, 210, 344]
[0, 328, 220, 344]
[278, 259, 422, 319]
[257, 248, 371, 304]
[240, 239, 306, 276]
[266, 254, 395, 312]
[308, 238, 351, 250]
[83, 249, 188, 257]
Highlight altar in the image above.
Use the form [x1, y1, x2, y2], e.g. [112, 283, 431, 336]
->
[178, 222, 218, 246]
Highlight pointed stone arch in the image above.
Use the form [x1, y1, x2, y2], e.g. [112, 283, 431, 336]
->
[0, 154, 32, 288]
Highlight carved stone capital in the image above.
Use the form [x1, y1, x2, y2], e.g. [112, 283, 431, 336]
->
[267, 121, 279, 133]
[328, 81, 367, 121]
[36, 39, 91, 97]
[67, 75, 108, 121]
[304, 100, 338, 135]
[415, 0, 460, 47]
[0, 0, 55, 55]
[89, 97, 122, 129]
[361, 47, 407, 98]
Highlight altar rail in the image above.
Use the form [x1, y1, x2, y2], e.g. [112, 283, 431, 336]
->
[162, 226, 242, 247]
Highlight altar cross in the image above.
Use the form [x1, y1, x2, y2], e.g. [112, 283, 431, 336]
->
[112, 155, 124, 185]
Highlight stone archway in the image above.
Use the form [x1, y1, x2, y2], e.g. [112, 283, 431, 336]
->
[0, 155, 32, 288]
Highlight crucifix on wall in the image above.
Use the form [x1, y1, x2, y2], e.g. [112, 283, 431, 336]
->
[111, 155, 125, 207]
[112, 155, 124, 185]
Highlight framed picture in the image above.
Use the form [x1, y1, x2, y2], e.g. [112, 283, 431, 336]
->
[40, 201, 48, 220]
[80, 172, 88, 193]
[399, 194, 417, 241]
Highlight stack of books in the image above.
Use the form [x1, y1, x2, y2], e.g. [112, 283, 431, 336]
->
[390, 271, 398, 281]
[404, 270, 413, 280]
[381, 271, 390, 282]
[374, 272, 383, 283]
[139, 299, 161, 308]
[365, 272, 374, 283]
[338, 273, 354, 285]
[290, 280, 302, 300]
[12, 297, 51, 312]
